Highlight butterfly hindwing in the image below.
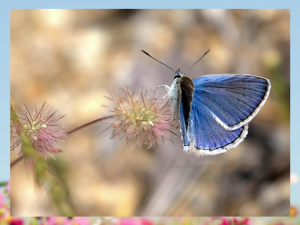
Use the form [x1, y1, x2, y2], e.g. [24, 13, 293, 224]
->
[179, 100, 248, 155]
[189, 102, 248, 154]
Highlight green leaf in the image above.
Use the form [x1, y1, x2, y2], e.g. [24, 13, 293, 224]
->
[0, 181, 7, 187]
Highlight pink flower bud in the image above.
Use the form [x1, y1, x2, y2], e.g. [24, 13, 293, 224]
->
[105, 87, 176, 150]
[11, 102, 67, 160]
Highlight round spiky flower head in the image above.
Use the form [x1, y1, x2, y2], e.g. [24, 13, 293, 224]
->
[105, 87, 176, 149]
[11, 102, 67, 160]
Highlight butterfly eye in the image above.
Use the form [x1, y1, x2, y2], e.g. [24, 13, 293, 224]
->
[174, 75, 181, 79]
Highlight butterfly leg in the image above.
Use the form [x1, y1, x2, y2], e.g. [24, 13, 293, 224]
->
[154, 85, 171, 99]
[168, 113, 176, 122]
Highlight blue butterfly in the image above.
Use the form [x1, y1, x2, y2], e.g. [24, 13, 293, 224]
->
[142, 50, 271, 157]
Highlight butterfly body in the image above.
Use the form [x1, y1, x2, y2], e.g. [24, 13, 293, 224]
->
[168, 69, 195, 125]
[142, 50, 271, 157]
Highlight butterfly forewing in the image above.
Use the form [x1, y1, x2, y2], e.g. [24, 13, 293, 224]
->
[192, 74, 270, 130]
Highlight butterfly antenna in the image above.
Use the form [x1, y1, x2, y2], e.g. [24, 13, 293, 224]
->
[184, 49, 210, 75]
[141, 50, 176, 73]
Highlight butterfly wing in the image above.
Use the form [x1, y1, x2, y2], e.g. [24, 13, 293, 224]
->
[179, 100, 248, 156]
[192, 74, 271, 130]
[179, 74, 270, 156]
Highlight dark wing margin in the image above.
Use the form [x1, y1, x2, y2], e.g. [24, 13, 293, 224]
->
[177, 76, 194, 149]
[177, 76, 194, 130]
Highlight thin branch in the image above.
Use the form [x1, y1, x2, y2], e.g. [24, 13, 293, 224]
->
[10, 157, 23, 168]
[67, 114, 117, 135]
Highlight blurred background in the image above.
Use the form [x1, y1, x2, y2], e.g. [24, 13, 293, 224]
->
[10, 9, 290, 216]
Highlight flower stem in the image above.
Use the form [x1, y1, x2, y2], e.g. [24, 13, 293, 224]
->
[10, 114, 117, 168]
[10, 157, 23, 168]
[67, 114, 116, 135]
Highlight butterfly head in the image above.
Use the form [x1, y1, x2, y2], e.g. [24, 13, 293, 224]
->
[174, 69, 184, 79]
